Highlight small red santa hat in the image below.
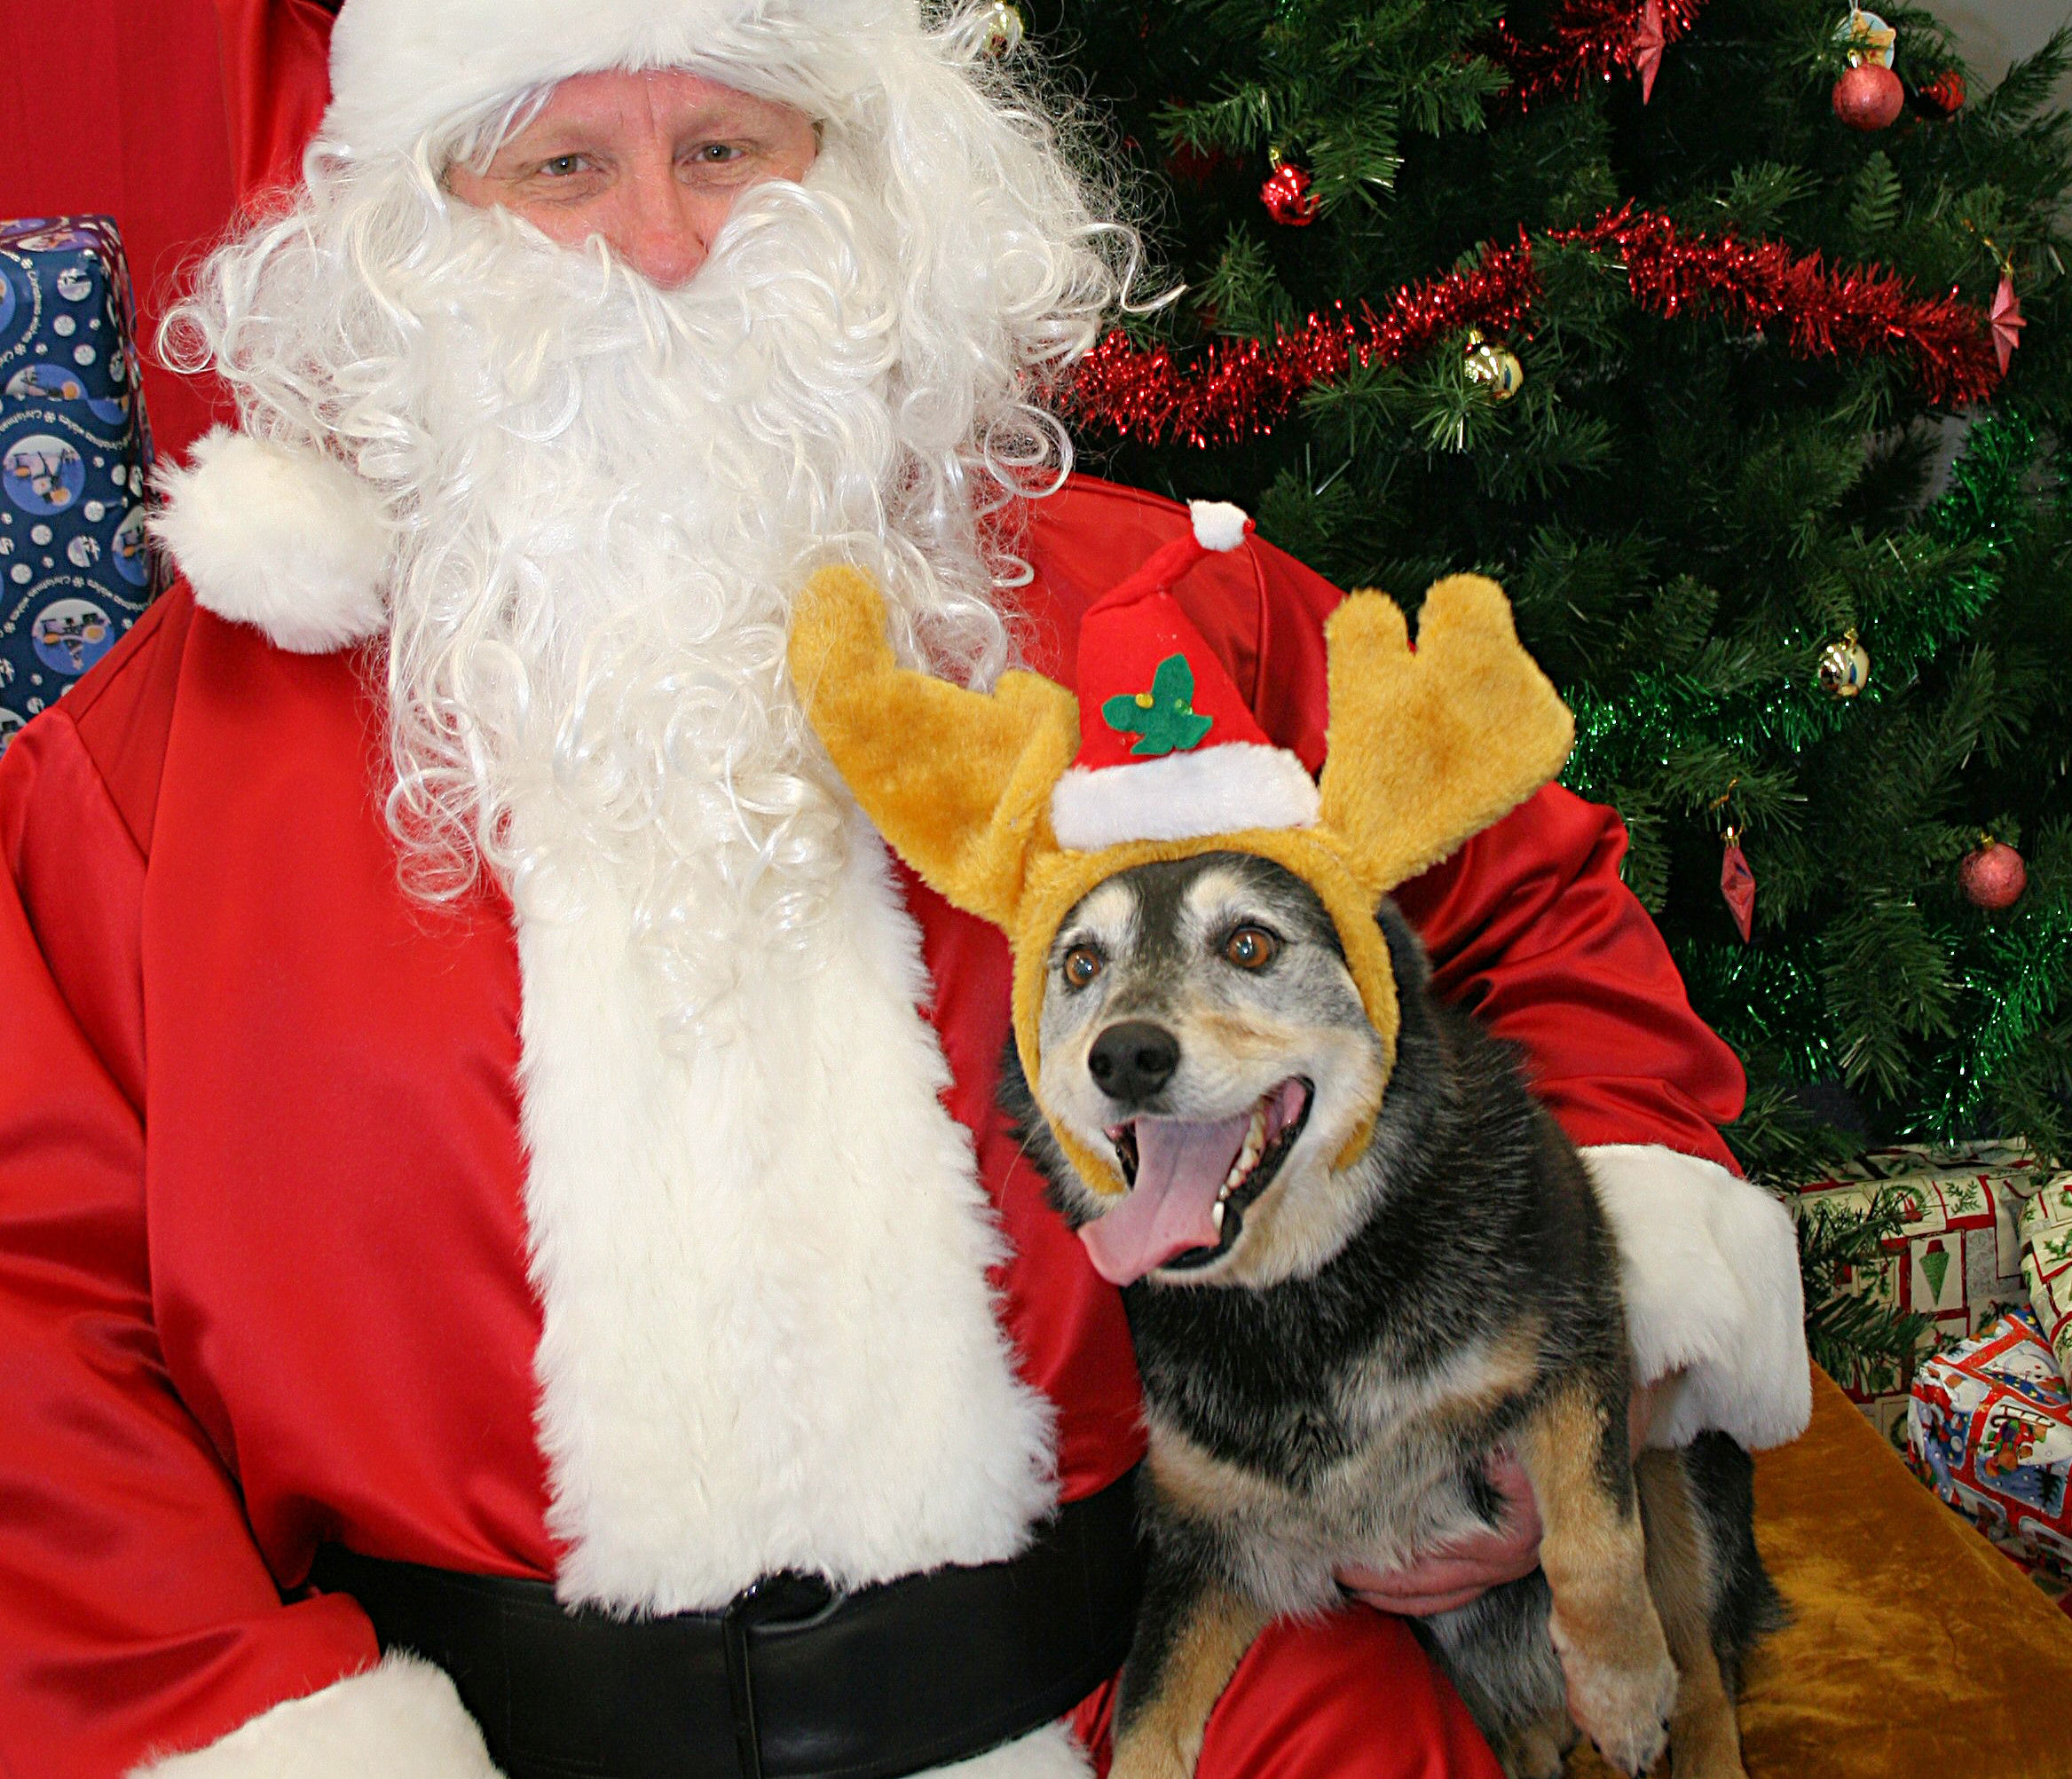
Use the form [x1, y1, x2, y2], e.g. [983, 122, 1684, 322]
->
[1048, 502, 1323, 853]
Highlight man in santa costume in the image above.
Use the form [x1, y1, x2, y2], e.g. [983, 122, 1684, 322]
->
[0, 3, 1808, 1775]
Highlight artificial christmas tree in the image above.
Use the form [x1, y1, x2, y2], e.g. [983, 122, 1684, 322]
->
[1039, 0, 2072, 1188]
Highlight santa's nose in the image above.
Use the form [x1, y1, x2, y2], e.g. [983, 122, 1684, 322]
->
[603, 163, 713, 289]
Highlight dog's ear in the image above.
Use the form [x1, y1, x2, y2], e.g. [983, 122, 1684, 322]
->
[1318, 576, 1573, 894]
[790, 565, 1078, 929]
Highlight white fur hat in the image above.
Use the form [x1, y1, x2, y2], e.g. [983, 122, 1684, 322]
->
[322, 0, 922, 158]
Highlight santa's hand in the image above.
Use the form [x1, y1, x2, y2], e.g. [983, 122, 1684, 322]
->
[1336, 1446, 1543, 1617]
[1335, 1377, 1672, 1618]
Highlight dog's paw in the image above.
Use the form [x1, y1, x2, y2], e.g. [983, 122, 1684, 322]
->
[1548, 1613, 1677, 1777]
[1493, 1712, 1575, 1779]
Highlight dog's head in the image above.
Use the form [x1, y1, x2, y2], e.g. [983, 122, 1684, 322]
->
[1031, 851, 1393, 1287]
[788, 559, 1571, 1261]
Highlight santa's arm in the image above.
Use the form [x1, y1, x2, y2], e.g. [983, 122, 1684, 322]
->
[1242, 534, 1810, 1452]
[0, 715, 500, 1778]
[1392, 792, 1810, 1452]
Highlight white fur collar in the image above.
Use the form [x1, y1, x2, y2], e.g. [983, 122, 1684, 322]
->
[516, 812, 1057, 1613]
[150, 428, 390, 654]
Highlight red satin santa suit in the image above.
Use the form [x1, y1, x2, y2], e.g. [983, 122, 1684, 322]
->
[0, 476, 1745, 1776]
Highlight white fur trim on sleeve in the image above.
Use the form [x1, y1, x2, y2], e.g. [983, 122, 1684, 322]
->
[130, 1653, 501, 1778]
[1049, 743, 1320, 852]
[1583, 1144, 1811, 1451]
[1187, 500, 1249, 552]
[150, 428, 390, 655]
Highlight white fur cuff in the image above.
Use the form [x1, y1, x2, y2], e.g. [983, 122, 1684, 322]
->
[1584, 1144, 1812, 1452]
[131, 1654, 503, 1778]
[151, 428, 390, 655]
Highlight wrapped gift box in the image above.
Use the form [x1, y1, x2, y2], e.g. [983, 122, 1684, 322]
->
[1907, 1308, 2072, 1588]
[0, 216, 162, 752]
[1790, 1142, 2059, 1444]
[2023, 1175, 2072, 1385]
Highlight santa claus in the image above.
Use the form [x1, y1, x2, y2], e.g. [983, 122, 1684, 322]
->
[0, 3, 1808, 1775]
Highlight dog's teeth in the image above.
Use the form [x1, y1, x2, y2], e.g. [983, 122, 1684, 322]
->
[1243, 1104, 1267, 1160]
[1218, 1102, 1272, 1200]
[1210, 1199, 1225, 1232]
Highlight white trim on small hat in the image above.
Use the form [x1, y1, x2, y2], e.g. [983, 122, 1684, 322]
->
[1049, 744, 1320, 853]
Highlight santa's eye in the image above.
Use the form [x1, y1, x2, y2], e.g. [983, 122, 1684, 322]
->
[1062, 946, 1105, 988]
[1223, 926, 1279, 971]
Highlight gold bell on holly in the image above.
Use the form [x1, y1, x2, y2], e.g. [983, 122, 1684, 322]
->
[980, 0, 1024, 56]
[1463, 328, 1524, 401]
[1817, 626, 1870, 697]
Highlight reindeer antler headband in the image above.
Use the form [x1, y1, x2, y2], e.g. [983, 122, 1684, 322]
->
[788, 508, 1574, 1194]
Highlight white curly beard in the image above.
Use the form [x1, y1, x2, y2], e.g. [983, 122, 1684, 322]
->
[377, 153, 1012, 1039]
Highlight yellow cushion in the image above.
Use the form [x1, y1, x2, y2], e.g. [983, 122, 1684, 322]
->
[1570, 1366, 2072, 1777]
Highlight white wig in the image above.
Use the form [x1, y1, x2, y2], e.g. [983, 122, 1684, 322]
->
[162, 1, 1139, 1034]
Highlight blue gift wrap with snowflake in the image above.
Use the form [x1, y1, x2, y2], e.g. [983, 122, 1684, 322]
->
[0, 217, 164, 751]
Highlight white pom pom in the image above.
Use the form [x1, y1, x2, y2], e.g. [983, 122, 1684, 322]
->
[1187, 500, 1250, 553]
[151, 429, 390, 654]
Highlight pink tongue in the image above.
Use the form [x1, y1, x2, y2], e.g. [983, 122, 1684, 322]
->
[1079, 1112, 1251, 1286]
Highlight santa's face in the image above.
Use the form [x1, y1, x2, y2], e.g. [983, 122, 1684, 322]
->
[444, 68, 819, 288]
[167, 28, 1127, 1027]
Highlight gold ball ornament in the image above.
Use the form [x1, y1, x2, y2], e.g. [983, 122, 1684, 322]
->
[980, 0, 1025, 55]
[1817, 627, 1871, 697]
[1463, 329, 1524, 401]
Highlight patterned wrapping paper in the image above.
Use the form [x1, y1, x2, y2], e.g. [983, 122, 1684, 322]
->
[0, 217, 163, 752]
[1907, 1308, 2072, 1601]
[1789, 1143, 2061, 1446]
[2022, 1176, 2072, 1384]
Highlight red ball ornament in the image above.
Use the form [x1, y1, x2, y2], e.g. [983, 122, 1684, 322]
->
[1260, 161, 1320, 226]
[1833, 61, 1904, 130]
[1959, 841, 2028, 910]
[1906, 68, 1966, 117]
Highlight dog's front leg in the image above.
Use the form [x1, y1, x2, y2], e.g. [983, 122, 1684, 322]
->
[1516, 1386, 1677, 1777]
[1635, 1450, 1747, 1779]
[1111, 1537, 1269, 1779]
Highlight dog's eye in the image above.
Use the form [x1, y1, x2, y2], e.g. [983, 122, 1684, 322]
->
[1223, 926, 1279, 971]
[1062, 945, 1105, 988]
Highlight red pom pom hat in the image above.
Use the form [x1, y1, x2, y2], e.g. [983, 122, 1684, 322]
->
[1048, 501, 1322, 853]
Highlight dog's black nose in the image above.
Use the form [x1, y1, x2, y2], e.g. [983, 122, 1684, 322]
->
[1089, 1021, 1180, 1102]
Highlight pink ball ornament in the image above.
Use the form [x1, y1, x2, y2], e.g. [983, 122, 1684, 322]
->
[1833, 61, 1905, 130]
[1959, 841, 2028, 910]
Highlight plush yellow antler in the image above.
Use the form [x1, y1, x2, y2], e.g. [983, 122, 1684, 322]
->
[1319, 575, 1575, 895]
[788, 565, 1079, 929]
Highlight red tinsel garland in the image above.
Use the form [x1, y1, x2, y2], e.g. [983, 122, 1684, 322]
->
[1562, 205, 2001, 405]
[1070, 204, 2005, 447]
[1073, 240, 1540, 449]
[1482, 0, 1710, 107]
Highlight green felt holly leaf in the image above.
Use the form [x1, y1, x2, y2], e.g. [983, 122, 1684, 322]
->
[1919, 1239, 1950, 1301]
[1101, 653, 1216, 757]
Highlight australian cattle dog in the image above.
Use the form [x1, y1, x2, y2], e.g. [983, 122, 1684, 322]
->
[1004, 852, 1782, 1779]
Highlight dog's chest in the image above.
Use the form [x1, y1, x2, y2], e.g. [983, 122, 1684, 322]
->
[1144, 1334, 1524, 1613]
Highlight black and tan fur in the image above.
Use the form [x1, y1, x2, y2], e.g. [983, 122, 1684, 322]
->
[1004, 854, 1781, 1779]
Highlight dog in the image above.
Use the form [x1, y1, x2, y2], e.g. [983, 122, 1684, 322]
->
[1001, 849, 1783, 1779]
[784, 547, 1784, 1779]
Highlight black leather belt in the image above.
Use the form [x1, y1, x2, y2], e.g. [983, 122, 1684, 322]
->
[308, 1468, 1142, 1779]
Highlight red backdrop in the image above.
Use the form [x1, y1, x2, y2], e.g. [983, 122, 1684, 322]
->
[0, 0, 335, 465]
